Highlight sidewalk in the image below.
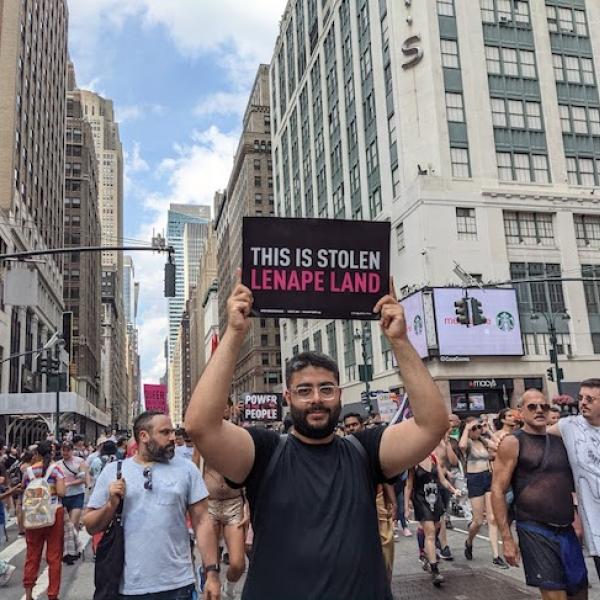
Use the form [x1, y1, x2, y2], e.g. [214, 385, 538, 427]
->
[391, 518, 600, 599]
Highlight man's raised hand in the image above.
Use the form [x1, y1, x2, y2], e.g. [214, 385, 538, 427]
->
[373, 277, 408, 343]
[227, 269, 253, 336]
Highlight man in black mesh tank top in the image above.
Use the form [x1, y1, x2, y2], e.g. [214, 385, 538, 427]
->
[491, 389, 588, 600]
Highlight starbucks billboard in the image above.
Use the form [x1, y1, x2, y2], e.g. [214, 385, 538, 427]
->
[433, 288, 523, 356]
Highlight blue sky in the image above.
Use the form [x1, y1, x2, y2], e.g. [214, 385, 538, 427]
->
[67, 0, 286, 382]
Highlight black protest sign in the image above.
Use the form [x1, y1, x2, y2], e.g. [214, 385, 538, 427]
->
[242, 217, 391, 320]
[241, 393, 283, 422]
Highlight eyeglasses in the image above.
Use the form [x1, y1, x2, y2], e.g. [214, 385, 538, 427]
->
[577, 394, 600, 404]
[290, 384, 339, 400]
[470, 424, 482, 431]
[143, 466, 153, 491]
[525, 403, 551, 413]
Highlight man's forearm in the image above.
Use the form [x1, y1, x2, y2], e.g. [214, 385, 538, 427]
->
[391, 338, 447, 432]
[185, 328, 245, 435]
[83, 500, 119, 535]
[490, 489, 512, 541]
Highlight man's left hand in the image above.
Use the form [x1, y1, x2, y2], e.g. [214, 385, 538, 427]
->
[204, 572, 221, 600]
[374, 279, 407, 342]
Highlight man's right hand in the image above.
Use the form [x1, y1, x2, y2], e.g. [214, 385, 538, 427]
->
[108, 478, 126, 505]
[227, 271, 253, 336]
[502, 536, 520, 567]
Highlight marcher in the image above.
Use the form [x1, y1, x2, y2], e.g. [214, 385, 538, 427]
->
[405, 454, 459, 587]
[185, 277, 448, 600]
[58, 441, 87, 531]
[175, 429, 195, 462]
[547, 406, 561, 426]
[495, 408, 519, 442]
[492, 390, 588, 599]
[549, 378, 600, 581]
[459, 417, 508, 568]
[84, 411, 220, 599]
[343, 413, 365, 435]
[22, 441, 65, 600]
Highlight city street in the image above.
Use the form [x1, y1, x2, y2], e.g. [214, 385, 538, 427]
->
[2, 515, 599, 599]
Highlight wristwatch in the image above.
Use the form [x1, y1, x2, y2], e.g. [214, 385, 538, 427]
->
[204, 564, 221, 574]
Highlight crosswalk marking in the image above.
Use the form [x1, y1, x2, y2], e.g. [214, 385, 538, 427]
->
[0, 537, 27, 562]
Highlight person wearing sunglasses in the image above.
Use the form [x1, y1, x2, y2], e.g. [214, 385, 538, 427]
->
[459, 416, 507, 569]
[83, 411, 220, 600]
[546, 378, 600, 583]
[185, 275, 448, 600]
[492, 389, 588, 599]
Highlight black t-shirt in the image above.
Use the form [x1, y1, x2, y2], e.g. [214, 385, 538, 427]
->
[231, 427, 394, 600]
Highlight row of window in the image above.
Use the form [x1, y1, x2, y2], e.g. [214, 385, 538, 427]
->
[396, 210, 600, 251]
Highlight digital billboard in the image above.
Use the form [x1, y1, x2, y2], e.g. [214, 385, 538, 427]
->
[400, 291, 429, 359]
[433, 288, 523, 356]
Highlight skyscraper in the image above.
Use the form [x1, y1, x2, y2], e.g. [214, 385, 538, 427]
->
[167, 204, 210, 361]
[0, 0, 68, 396]
[272, 0, 600, 407]
[78, 89, 127, 428]
[214, 65, 281, 401]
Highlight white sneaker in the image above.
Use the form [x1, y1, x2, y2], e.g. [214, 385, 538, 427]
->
[0, 564, 16, 586]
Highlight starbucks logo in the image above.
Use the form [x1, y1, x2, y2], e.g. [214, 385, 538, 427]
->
[496, 311, 515, 332]
[413, 315, 423, 336]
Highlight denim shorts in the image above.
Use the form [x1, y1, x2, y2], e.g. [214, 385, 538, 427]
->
[466, 471, 492, 498]
[62, 493, 85, 511]
[119, 583, 195, 600]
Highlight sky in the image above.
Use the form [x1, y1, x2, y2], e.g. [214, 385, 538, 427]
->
[67, 0, 286, 384]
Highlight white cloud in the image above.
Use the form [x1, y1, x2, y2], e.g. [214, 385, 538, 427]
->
[128, 142, 150, 173]
[129, 126, 238, 382]
[68, 0, 285, 84]
[194, 91, 249, 118]
[116, 103, 166, 123]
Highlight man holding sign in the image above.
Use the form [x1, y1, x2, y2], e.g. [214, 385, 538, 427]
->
[185, 275, 448, 600]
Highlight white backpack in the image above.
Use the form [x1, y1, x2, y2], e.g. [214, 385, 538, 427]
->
[23, 463, 58, 529]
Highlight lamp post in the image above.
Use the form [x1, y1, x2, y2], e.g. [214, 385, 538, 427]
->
[354, 325, 372, 415]
[530, 309, 570, 395]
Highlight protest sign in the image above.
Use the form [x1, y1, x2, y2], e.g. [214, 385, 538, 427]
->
[241, 392, 283, 422]
[242, 217, 391, 320]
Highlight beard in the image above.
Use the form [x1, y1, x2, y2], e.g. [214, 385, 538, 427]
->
[290, 401, 342, 440]
[146, 439, 175, 463]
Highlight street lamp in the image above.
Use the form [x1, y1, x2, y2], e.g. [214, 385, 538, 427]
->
[354, 325, 373, 415]
[530, 309, 570, 395]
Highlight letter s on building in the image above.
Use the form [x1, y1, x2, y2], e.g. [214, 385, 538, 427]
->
[402, 35, 424, 70]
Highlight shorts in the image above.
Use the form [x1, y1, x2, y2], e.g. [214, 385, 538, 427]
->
[62, 493, 85, 511]
[517, 521, 588, 597]
[208, 496, 244, 526]
[466, 471, 492, 498]
[439, 486, 450, 511]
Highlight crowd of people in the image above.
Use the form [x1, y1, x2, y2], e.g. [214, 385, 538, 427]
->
[0, 280, 598, 600]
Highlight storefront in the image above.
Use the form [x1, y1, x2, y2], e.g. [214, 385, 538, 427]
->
[449, 378, 514, 415]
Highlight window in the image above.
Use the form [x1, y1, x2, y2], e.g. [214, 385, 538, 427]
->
[326, 321, 338, 362]
[548, 5, 588, 37]
[559, 105, 571, 132]
[366, 141, 379, 174]
[261, 352, 269, 366]
[437, 0, 454, 17]
[254, 176, 262, 186]
[504, 211, 554, 246]
[510, 262, 565, 314]
[313, 330, 323, 353]
[567, 157, 599, 186]
[254, 159, 261, 170]
[526, 101, 542, 130]
[575, 215, 600, 248]
[554, 54, 596, 85]
[481, 0, 495, 23]
[456, 207, 477, 240]
[396, 222, 405, 252]
[491, 98, 507, 126]
[392, 166, 400, 197]
[582, 265, 600, 318]
[441, 39, 459, 68]
[446, 92, 465, 122]
[451, 148, 470, 178]
[508, 99, 525, 128]
[485, 46, 536, 78]
[497, 152, 548, 183]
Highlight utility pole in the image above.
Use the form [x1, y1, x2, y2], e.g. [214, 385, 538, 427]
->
[355, 326, 372, 415]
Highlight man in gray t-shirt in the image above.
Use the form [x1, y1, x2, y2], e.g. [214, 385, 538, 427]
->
[84, 411, 220, 599]
[550, 379, 600, 581]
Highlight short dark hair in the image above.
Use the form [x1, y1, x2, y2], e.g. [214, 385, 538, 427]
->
[549, 406, 561, 414]
[72, 435, 84, 445]
[133, 410, 165, 443]
[175, 428, 185, 437]
[285, 351, 339, 387]
[343, 413, 363, 425]
[581, 378, 600, 390]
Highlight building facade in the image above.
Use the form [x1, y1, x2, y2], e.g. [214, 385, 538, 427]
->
[214, 65, 282, 402]
[78, 89, 127, 428]
[64, 83, 102, 410]
[123, 256, 141, 422]
[271, 0, 600, 412]
[166, 204, 210, 361]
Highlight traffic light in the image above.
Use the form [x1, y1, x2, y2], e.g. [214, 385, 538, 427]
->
[470, 298, 486, 326]
[557, 368, 564, 382]
[454, 298, 470, 325]
[164, 261, 176, 297]
[546, 367, 554, 382]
